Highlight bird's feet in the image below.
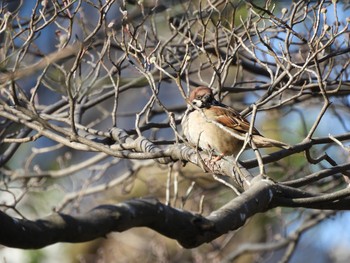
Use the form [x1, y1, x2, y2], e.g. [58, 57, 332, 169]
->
[205, 153, 224, 171]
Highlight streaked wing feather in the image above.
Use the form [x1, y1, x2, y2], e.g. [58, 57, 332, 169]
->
[212, 106, 261, 135]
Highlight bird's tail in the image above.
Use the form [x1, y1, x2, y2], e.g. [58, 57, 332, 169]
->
[252, 135, 291, 149]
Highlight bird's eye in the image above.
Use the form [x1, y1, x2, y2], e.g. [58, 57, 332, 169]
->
[196, 95, 201, 99]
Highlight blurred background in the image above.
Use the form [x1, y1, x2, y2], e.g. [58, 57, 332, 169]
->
[1, 0, 350, 262]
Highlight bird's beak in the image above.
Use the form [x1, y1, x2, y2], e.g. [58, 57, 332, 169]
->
[202, 94, 211, 103]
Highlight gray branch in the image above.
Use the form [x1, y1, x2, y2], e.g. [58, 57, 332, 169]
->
[2, 179, 350, 249]
[0, 180, 274, 249]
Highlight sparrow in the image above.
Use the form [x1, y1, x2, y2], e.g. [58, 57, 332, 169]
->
[182, 86, 289, 161]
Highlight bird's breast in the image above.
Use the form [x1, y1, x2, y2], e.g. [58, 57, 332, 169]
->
[183, 109, 242, 156]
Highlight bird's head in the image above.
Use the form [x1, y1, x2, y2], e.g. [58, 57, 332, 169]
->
[189, 86, 218, 108]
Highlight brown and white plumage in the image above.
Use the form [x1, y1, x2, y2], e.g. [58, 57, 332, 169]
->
[182, 86, 289, 159]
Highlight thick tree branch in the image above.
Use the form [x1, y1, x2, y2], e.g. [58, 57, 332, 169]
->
[1, 178, 349, 250]
[0, 179, 275, 249]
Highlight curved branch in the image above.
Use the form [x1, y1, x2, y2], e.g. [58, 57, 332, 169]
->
[0, 180, 275, 249]
[242, 133, 350, 169]
[1, 177, 350, 250]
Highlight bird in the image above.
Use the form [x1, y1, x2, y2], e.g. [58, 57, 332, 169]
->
[182, 86, 289, 162]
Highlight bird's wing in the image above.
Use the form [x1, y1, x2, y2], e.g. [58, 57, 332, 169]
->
[211, 106, 262, 135]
